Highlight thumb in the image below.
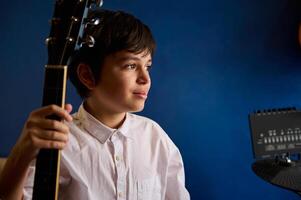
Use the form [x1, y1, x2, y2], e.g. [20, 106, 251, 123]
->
[64, 103, 73, 114]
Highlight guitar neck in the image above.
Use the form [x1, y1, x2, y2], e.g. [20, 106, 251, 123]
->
[32, 65, 67, 200]
[31, 0, 103, 198]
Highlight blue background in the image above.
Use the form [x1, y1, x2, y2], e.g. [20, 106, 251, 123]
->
[1, 0, 301, 199]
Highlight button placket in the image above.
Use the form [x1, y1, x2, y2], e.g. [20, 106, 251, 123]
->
[111, 132, 126, 200]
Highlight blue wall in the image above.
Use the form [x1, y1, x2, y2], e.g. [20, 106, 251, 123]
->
[1, 0, 301, 199]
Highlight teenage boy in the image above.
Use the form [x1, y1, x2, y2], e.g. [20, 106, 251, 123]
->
[0, 9, 190, 200]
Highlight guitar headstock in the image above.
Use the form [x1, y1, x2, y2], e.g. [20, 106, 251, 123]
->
[46, 0, 103, 65]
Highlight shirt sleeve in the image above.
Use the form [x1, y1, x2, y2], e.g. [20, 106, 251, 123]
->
[22, 159, 71, 199]
[23, 161, 35, 200]
[165, 144, 190, 200]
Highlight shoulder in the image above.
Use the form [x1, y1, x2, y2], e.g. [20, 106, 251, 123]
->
[127, 112, 159, 126]
[127, 113, 165, 135]
[63, 113, 88, 152]
[127, 113, 178, 151]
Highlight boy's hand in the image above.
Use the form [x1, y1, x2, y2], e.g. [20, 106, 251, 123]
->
[13, 104, 73, 164]
[0, 104, 72, 199]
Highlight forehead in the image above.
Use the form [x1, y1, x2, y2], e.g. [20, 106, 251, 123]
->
[111, 50, 152, 62]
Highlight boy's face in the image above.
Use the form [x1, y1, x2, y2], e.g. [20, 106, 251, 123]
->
[89, 50, 152, 113]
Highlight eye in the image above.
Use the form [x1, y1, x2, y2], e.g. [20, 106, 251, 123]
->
[146, 65, 152, 71]
[125, 64, 136, 70]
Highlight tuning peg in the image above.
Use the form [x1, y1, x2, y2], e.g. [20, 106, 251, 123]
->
[45, 37, 55, 45]
[79, 35, 95, 48]
[88, 0, 103, 8]
[83, 17, 100, 26]
[97, 0, 103, 7]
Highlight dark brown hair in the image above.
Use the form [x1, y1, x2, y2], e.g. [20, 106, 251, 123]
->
[68, 9, 156, 98]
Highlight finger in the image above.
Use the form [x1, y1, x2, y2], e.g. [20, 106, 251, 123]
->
[26, 116, 70, 134]
[38, 119, 70, 134]
[28, 126, 68, 141]
[32, 105, 72, 122]
[31, 136, 67, 150]
[36, 129, 69, 143]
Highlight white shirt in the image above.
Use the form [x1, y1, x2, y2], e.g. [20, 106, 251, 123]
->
[24, 104, 190, 200]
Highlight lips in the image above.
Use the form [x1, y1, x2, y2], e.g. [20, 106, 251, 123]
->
[133, 91, 148, 99]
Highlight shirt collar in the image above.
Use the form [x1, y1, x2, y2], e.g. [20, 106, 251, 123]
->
[76, 103, 132, 144]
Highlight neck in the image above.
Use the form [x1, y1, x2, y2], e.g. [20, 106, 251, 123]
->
[83, 100, 126, 129]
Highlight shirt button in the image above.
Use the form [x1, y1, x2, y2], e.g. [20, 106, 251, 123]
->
[118, 192, 122, 197]
[116, 155, 120, 161]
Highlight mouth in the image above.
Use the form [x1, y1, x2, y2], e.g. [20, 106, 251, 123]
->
[133, 91, 148, 99]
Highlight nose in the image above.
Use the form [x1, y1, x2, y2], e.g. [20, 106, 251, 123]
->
[137, 68, 150, 85]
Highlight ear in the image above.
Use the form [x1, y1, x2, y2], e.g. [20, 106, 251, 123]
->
[77, 63, 96, 90]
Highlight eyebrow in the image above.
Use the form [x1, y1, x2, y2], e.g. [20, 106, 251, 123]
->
[117, 56, 152, 63]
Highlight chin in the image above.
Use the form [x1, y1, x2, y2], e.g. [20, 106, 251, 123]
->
[128, 103, 145, 113]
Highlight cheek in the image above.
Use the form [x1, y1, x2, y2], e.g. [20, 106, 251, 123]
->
[105, 76, 132, 96]
[99, 68, 138, 97]
[118, 78, 134, 94]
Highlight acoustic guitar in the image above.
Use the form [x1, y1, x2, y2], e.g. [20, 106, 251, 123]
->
[32, 0, 102, 199]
